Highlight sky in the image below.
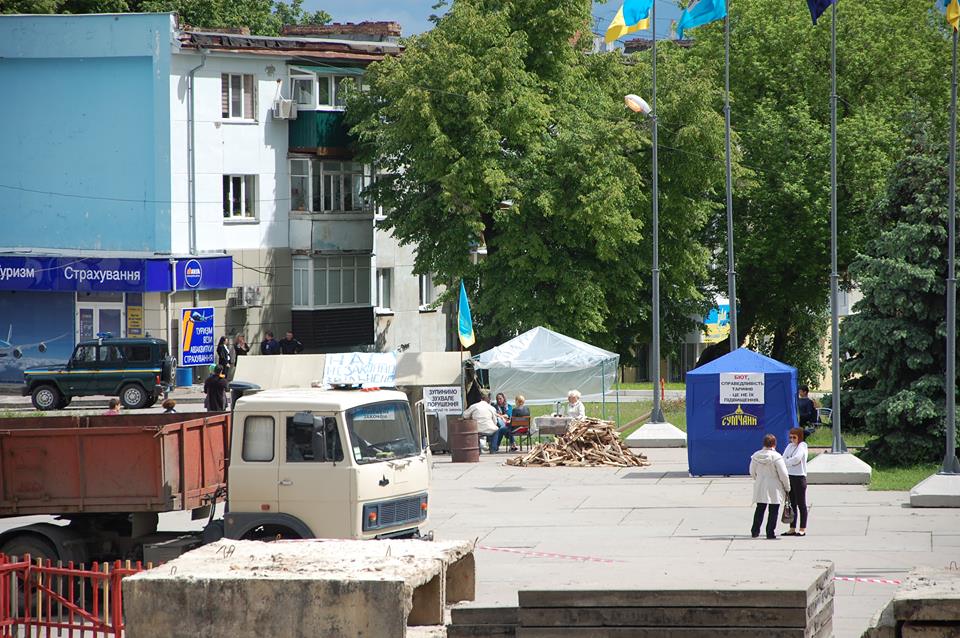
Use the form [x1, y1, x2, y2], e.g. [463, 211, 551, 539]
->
[304, 1, 684, 39]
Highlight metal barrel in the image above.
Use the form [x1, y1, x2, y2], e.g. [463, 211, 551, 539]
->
[449, 418, 480, 463]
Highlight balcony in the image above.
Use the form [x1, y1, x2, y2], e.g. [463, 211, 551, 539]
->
[289, 110, 352, 153]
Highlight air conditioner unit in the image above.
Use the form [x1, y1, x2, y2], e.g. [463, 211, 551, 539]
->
[272, 99, 298, 120]
[229, 286, 248, 308]
[243, 286, 263, 308]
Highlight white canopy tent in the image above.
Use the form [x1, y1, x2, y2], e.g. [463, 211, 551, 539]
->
[470, 327, 620, 416]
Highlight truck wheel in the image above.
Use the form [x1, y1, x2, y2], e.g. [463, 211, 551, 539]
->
[144, 395, 158, 408]
[1, 535, 58, 562]
[31, 385, 61, 411]
[119, 383, 148, 409]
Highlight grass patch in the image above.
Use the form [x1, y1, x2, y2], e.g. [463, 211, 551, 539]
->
[528, 401, 652, 429]
[804, 426, 871, 448]
[618, 382, 686, 392]
[618, 399, 686, 438]
[868, 464, 942, 491]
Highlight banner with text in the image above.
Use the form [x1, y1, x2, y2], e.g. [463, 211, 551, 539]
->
[719, 372, 765, 404]
[424, 386, 463, 414]
[324, 352, 398, 387]
[180, 307, 215, 367]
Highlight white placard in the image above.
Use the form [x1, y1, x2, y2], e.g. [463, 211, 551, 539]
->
[719, 372, 765, 404]
[324, 352, 398, 386]
[424, 386, 463, 414]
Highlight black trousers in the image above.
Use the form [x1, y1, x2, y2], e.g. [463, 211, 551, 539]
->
[751, 503, 781, 538]
[789, 475, 809, 528]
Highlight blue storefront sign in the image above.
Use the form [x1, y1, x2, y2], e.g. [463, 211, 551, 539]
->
[0, 255, 232, 292]
[180, 307, 215, 367]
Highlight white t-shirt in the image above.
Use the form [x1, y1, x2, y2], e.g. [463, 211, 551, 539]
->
[564, 400, 585, 420]
[463, 401, 499, 435]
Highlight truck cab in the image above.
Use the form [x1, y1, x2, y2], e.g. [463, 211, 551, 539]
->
[224, 388, 431, 540]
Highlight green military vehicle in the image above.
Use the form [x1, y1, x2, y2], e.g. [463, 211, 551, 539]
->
[22, 337, 176, 411]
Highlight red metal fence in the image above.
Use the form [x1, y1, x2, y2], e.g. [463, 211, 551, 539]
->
[0, 554, 146, 638]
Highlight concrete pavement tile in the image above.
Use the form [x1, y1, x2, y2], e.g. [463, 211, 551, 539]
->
[580, 484, 711, 508]
[728, 532, 930, 552]
[869, 513, 960, 534]
[933, 534, 960, 549]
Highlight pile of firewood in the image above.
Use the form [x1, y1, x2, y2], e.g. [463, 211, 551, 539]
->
[506, 417, 650, 468]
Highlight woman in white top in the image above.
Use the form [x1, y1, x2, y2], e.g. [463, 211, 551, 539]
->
[564, 390, 586, 419]
[781, 427, 809, 537]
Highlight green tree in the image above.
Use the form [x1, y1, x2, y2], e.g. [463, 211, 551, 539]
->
[685, 0, 950, 384]
[347, 0, 729, 360]
[2, 0, 331, 35]
[840, 119, 955, 467]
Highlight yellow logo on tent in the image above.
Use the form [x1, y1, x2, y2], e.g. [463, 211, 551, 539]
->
[720, 405, 758, 427]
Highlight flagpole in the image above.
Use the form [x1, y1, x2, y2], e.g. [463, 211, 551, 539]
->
[943, 25, 960, 474]
[723, 0, 737, 351]
[829, 0, 847, 454]
[650, 0, 665, 423]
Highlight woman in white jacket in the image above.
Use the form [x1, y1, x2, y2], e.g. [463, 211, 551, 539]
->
[749, 434, 791, 539]
[781, 427, 809, 536]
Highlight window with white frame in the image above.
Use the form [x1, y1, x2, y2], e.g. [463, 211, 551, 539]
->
[419, 273, 434, 310]
[222, 175, 257, 219]
[289, 159, 369, 213]
[289, 70, 360, 109]
[376, 268, 392, 311]
[221, 74, 256, 120]
[291, 72, 315, 109]
[292, 255, 372, 308]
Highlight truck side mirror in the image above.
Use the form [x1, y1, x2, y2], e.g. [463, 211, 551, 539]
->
[292, 411, 314, 428]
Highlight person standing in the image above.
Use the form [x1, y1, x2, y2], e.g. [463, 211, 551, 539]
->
[749, 434, 791, 539]
[782, 428, 809, 537]
[797, 385, 818, 438]
[203, 366, 228, 411]
[217, 336, 232, 372]
[279, 331, 305, 354]
[260, 331, 280, 355]
[233, 334, 250, 358]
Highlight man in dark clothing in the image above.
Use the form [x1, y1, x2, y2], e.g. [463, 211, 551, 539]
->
[279, 331, 304, 355]
[204, 366, 228, 411]
[797, 385, 818, 438]
[260, 331, 280, 355]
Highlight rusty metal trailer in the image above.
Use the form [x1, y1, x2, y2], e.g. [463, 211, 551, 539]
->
[0, 413, 229, 564]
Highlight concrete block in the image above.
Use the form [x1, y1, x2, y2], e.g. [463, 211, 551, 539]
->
[806, 452, 872, 485]
[910, 473, 960, 508]
[447, 552, 477, 603]
[901, 623, 960, 638]
[447, 625, 516, 637]
[515, 628, 816, 638]
[859, 600, 896, 638]
[518, 605, 808, 627]
[124, 538, 475, 637]
[894, 568, 960, 622]
[625, 422, 687, 448]
[451, 606, 518, 625]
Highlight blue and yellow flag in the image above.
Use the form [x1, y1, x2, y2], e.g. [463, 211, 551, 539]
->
[458, 281, 476, 349]
[807, 0, 837, 25]
[605, 0, 653, 45]
[944, 0, 960, 31]
[676, 0, 727, 39]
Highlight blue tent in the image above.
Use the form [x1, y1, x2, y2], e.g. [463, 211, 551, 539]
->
[686, 349, 798, 476]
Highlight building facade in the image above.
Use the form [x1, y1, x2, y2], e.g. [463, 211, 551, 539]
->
[0, 13, 450, 385]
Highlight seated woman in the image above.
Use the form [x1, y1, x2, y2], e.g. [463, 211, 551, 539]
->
[493, 392, 516, 452]
[509, 395, 531, 450]
[564, 390, 586, 420]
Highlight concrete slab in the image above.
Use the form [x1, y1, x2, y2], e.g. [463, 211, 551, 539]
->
[806, 452, 872, 485]
[909, 473, 960, 508]
[625, 421, 687, 448]
[893, 568, 960, 621]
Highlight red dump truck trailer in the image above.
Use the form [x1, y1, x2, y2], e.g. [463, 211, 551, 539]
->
[0, 413, 229, 564]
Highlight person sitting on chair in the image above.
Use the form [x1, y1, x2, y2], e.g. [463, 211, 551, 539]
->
[797, 385, 818, 439]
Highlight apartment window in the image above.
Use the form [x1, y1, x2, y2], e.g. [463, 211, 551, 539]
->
[291, 73, 315, 108]
[221, 74, 255, 120]
[292, 255, 372, 308]
[223, 175, 257, 219]
[376, 268, 393, 311]
[289, 159, 369, 213]
[419, 273, 434, 310]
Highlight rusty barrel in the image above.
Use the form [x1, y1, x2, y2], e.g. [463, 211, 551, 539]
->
[449, 418, 480, 463]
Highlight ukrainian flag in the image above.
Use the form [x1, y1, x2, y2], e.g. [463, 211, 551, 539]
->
[458, 281, 476, 349]
[605, 0, 653, 45]
[946, 0, 960, 31]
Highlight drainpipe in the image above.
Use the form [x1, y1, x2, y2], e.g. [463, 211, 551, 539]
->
[187, 51, 207, 309]
[167, 258, 178, 347]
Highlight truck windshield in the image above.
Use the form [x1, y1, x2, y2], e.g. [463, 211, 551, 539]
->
[344, 401, 419, 464]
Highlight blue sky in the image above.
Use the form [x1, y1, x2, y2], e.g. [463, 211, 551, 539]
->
[304, 1, 683, 39]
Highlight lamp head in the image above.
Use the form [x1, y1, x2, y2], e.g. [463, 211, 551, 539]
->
[624, 94, 652, 115]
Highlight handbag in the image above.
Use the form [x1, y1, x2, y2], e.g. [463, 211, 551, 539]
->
[781, 496, 795, 525]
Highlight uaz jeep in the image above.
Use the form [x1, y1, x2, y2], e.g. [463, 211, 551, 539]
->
[22, 337, 176, 410]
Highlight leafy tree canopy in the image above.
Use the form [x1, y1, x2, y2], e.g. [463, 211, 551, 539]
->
[2, 0, 331, 35]
[347, 0, 731, 360]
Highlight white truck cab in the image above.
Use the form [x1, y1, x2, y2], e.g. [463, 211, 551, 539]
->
[224, 388, 431, 540]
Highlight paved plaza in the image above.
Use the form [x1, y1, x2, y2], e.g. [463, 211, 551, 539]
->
[428, 449, 960, 638]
